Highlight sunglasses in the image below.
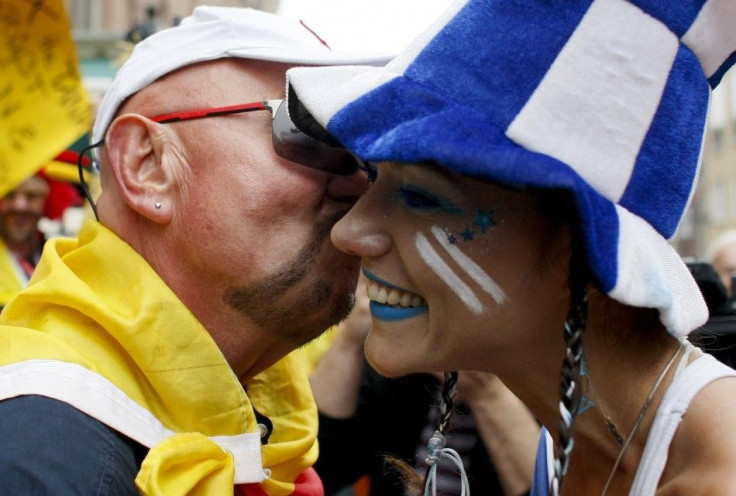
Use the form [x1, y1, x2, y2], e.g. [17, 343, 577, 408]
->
[79, 99, 360, 220]
[150, 99, 360, 176]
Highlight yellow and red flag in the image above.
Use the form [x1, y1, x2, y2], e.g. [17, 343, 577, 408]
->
[0, 0, 90, 196]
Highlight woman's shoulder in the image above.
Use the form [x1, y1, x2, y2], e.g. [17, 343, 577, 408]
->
[658, 366, 736, 494]
[674, 355, 736, 453]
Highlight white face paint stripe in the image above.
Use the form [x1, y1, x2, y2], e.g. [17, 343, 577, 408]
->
[415, 232, 485, 315]
[430, 225, 507, 304]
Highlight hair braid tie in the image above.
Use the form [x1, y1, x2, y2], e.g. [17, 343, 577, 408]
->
[422, 371, 471, 496]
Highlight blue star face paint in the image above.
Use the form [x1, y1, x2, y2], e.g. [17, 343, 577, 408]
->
[441, 210, 497, 245]
[472, 210, 497, 233]
[461, 228, 475, 241]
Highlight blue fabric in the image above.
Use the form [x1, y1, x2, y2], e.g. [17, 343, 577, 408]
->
[710, 51, 736, 88]
[403, 0, 592, 130]
[0, 395, 143, 495]
[629, 0, 707, 37]
[574, 187, 620, 293]
[621, 44, 710, 238]
[530, 427, 551, 496]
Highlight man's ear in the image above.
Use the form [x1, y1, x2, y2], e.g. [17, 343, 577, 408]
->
[104, 114, 178, 224]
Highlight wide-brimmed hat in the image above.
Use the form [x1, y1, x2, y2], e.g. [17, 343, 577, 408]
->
[92, 6, 392, 143]
[286, 0, 736, 336]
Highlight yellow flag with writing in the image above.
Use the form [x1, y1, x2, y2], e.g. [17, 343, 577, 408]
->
[0, 0, 90, 196]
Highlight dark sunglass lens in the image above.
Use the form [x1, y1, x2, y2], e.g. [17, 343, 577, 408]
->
[338, 154, 360, 175]
[271, 101, 358, 175]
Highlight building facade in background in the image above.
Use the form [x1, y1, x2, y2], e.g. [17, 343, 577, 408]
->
[64, 0, 280, 97]
[677, 69, 736, 260]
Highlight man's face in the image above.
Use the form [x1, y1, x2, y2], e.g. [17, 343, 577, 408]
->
[134, 59, 366, 346]
[713, 243, 736, 295]
[0, 175, 49, 249]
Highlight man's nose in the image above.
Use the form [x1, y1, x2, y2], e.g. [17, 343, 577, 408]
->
[5, 193, 29, 210]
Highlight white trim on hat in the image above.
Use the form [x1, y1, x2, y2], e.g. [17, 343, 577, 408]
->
[609, 205, 707, 336]
[286, 66, 399, 129]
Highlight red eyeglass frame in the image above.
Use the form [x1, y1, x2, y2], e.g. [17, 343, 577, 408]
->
[150, 100, 275, 124]
[149, 99, 360, 176]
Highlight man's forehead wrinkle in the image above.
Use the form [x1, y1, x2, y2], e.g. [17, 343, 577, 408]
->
[121, 69, 211, 117]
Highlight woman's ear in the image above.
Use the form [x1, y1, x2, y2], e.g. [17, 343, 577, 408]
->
[104, 114, 178, 224]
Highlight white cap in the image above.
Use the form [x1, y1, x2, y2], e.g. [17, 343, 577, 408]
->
[92, 6, 392, 143]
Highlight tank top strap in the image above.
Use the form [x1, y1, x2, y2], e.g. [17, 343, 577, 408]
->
[629, 346, 736, 495]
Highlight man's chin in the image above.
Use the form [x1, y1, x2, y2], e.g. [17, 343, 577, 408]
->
[296, 287, 356, 347]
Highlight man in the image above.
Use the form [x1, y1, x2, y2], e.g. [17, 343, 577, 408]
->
[708, 229, 736, 297]
[0, 7, 388, 495]
[0, 155, 83, 308]
[0, 174, 50, 307]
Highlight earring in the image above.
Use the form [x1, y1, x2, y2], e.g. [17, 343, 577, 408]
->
[154, 201, 162, 209]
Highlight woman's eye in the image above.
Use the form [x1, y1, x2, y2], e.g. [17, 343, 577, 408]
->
[360, 163, 377, 184]
[398, 186, 464, 215]
[399, 187, 444, 211]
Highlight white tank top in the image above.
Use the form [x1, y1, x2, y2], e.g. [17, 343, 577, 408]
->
[629, 343, 736, 494]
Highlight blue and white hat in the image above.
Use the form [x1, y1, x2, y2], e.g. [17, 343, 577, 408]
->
[286, 0, 736, 336]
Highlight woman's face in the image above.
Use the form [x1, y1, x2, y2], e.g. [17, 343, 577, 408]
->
[331, 161, 572, 377]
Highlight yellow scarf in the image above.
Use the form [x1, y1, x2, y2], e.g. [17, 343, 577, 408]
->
[0, 220, 319, 495]
[0, 238, 24, 307]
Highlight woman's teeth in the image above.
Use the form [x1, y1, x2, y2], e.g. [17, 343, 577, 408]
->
[366, 281, 426, 308]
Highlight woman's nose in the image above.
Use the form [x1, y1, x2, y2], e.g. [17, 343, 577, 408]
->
[331, 195, 393, 259]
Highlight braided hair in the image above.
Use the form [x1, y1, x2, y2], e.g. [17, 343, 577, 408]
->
[549, 213, 590, 496]
[435, 371, 459, 440]
[384, 372, 461, 496]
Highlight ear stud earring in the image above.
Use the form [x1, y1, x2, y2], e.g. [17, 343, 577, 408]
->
[155, 201, 162, 209]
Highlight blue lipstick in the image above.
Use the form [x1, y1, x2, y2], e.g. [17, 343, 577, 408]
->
[362, 268, 428, 322]
[362, 268, 407, 290]
[369, 301, 428, 321]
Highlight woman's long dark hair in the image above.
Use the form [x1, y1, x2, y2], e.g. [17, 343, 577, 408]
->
[384, 372, 460, 496]
[550, 250, 588, 495]
[538, 189, 590, 495]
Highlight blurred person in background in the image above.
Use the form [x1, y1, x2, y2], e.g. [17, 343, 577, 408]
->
[0, 151, 84, 308]
[707, 229, 736, 297]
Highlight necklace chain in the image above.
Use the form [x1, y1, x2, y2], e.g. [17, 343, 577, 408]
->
[599, 340, 685, 496]
[583, 364, 625, 446]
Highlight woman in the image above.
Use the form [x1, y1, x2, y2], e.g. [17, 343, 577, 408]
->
[286, 0, 736, 494]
